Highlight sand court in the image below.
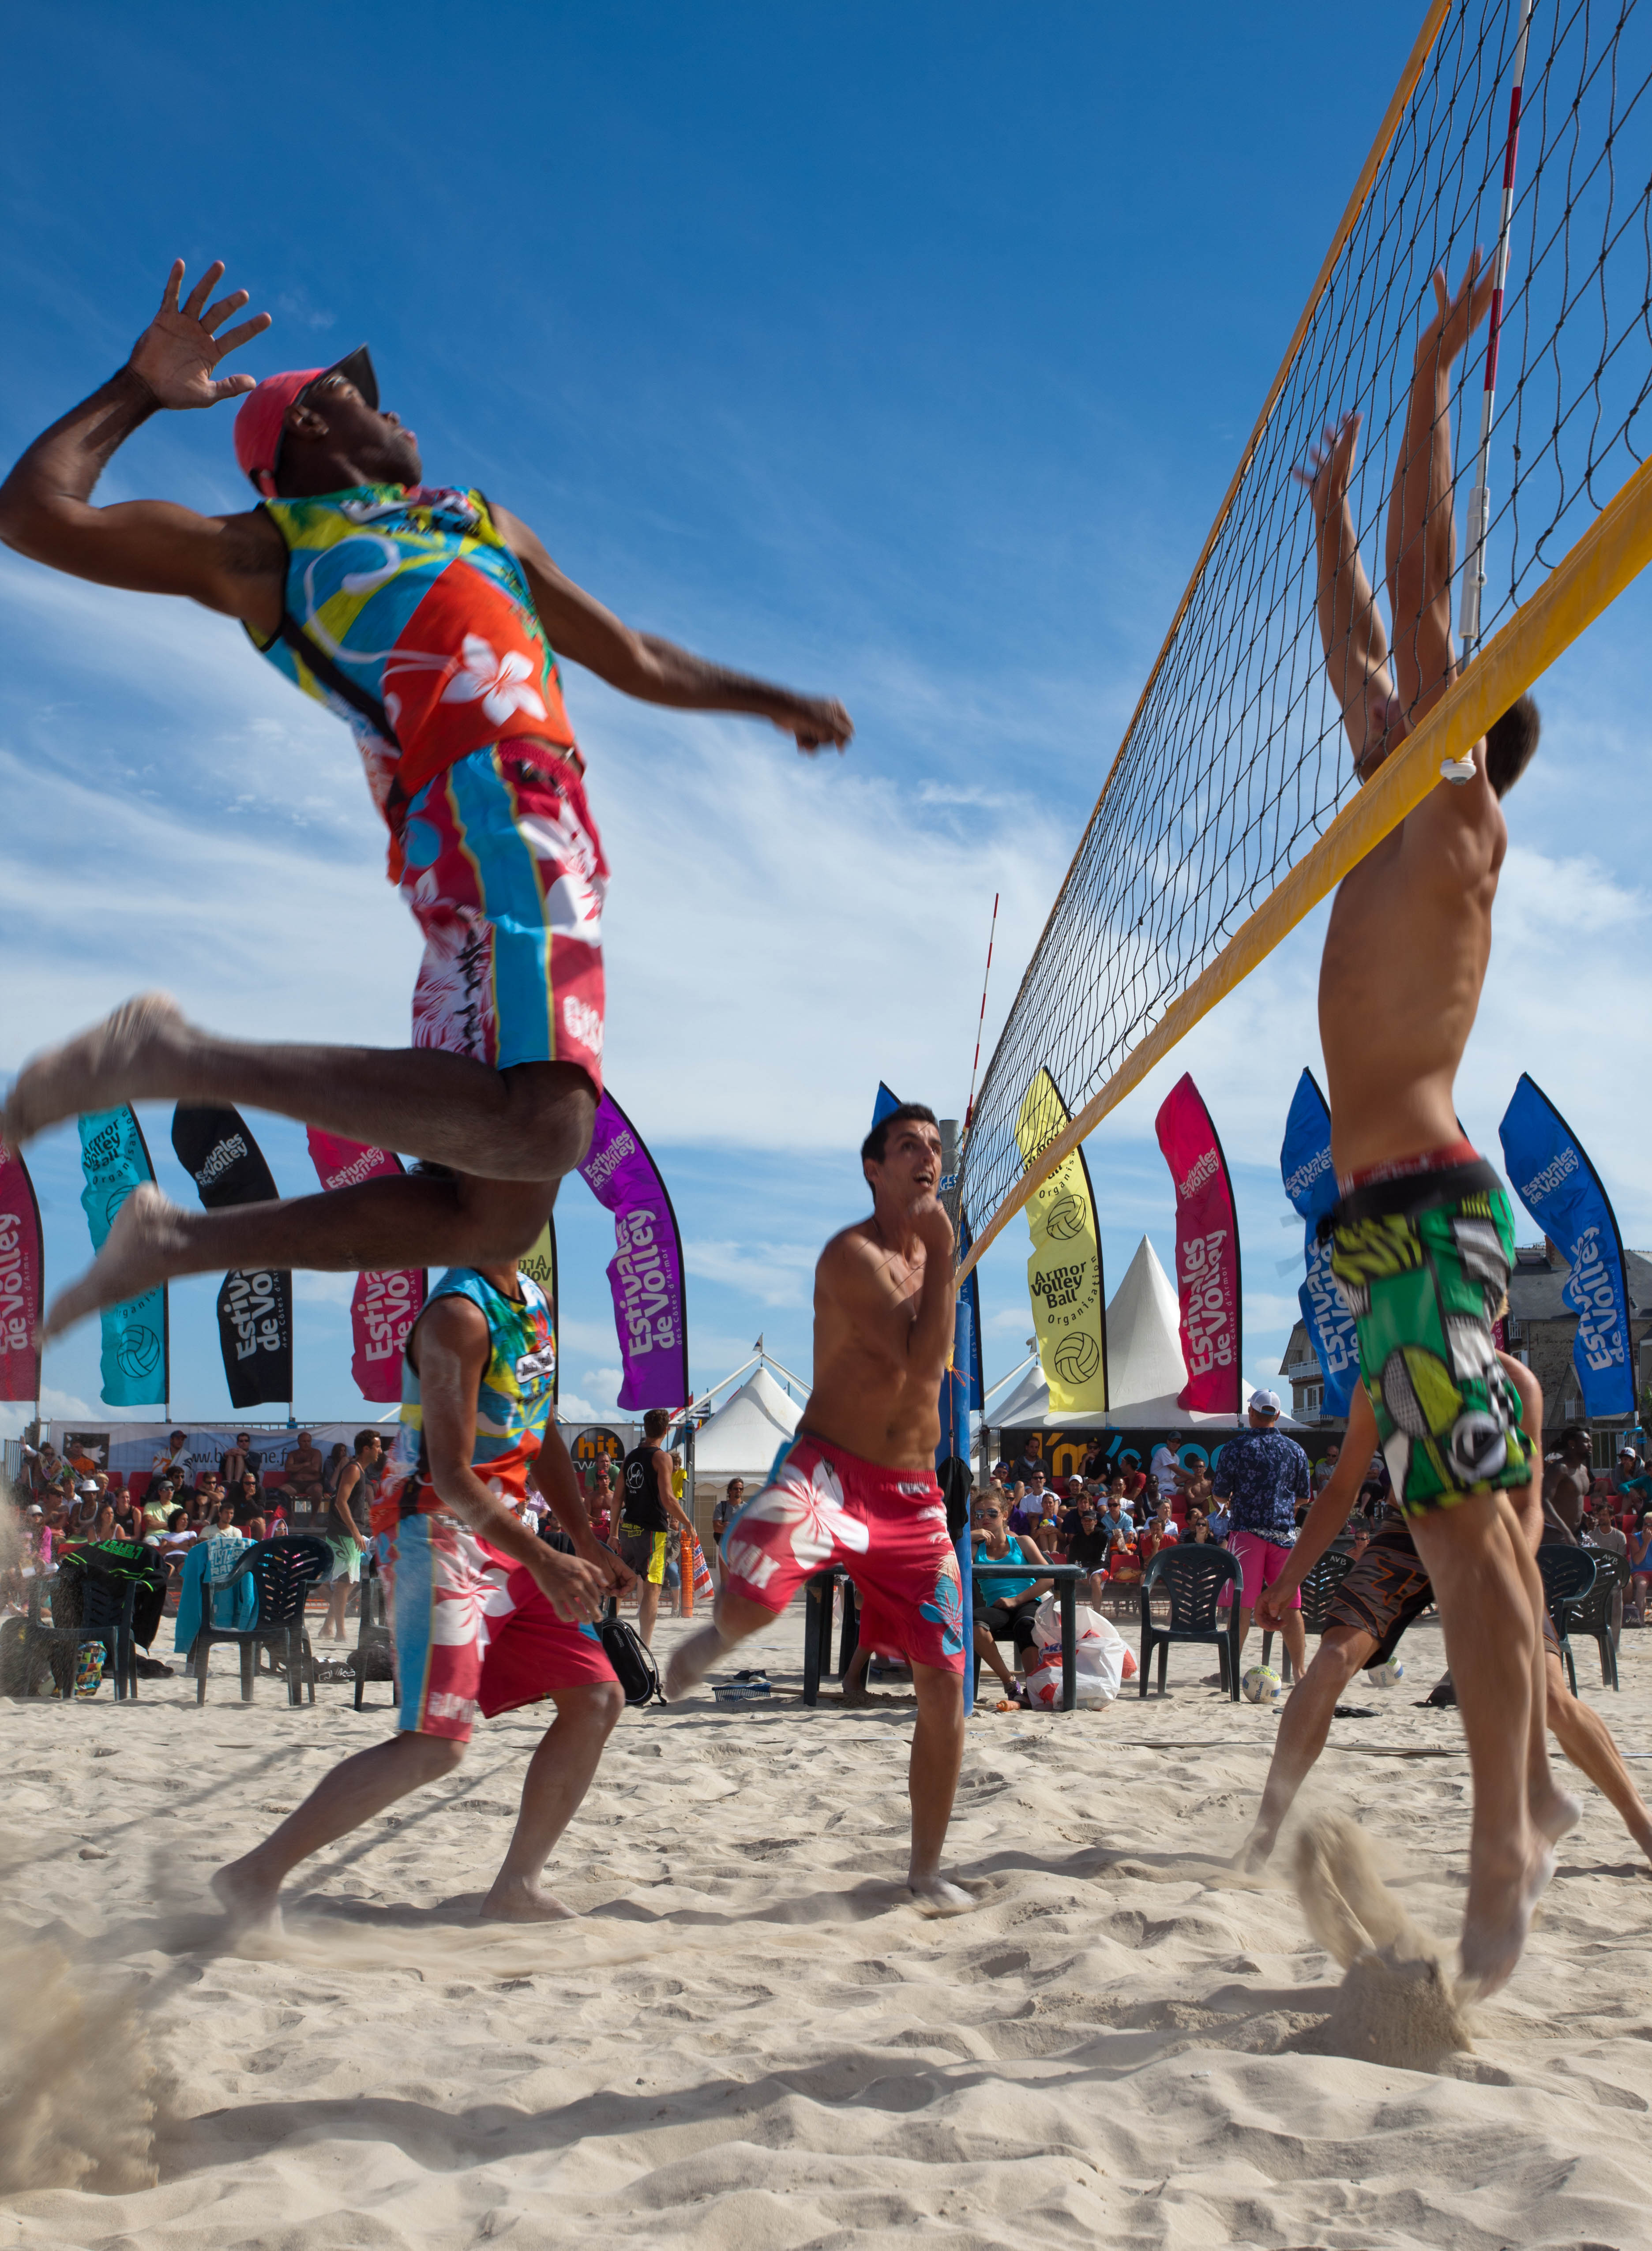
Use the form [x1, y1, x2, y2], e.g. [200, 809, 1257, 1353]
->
[2, 1603, 1649, 2248]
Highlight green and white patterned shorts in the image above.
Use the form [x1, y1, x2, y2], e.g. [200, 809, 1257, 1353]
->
[1326, 1159, 1529, 1519]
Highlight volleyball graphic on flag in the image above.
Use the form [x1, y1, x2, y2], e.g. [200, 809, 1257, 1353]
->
[1052, 1330, 1100, 1386]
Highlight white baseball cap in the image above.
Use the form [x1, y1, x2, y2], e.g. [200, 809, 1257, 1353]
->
[1250, 1388, 1283, 1417]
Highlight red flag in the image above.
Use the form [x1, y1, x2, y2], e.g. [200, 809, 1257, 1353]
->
[1154, 1072, 1243, 1414]
[305, 1131, 426, 1403]
[0, 1147, 43, 1403]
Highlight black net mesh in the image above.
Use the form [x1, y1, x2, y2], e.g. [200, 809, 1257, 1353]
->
[961, 0, 1652, 1243]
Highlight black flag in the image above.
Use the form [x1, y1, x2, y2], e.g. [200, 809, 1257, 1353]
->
[171, 1104, 294, 1410]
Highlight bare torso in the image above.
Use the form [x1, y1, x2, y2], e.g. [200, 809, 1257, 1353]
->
[1319, 755, 1506, 1178]
[802, 1218, 948, 1471]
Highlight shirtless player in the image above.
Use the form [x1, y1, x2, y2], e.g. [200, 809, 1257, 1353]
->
[0, 261, 851, 1330]
[1307, 254, 1558, 1995]
[216, 1256, 631, 1928]
[665, 1103, 972, 1912]
[1235, 1357, 1652, 1876]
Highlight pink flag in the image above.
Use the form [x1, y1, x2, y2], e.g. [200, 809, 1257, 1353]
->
[1154, 1073, 1243, 1414]
[305, 1131, 426, 1403]
[0, 1147, 43, 1403]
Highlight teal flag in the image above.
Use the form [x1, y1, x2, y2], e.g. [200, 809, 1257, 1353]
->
[77, 1107, 168, 1407]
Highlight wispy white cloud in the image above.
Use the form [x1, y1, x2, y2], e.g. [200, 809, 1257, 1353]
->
[685, 1238, 818, 1306]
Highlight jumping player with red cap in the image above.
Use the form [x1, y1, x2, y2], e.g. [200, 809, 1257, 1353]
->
[0, 263, 852, 1328]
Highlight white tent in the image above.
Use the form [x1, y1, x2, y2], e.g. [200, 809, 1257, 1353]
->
[990, 1234, 1301, 1431]
[691, 1364, 803, 1480]
[1103, 1234, 1188, 1406]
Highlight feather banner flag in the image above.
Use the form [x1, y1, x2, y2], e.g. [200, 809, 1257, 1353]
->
[1279, 1068, 1358, 1418]
[304, 1131, 426, 1403]
[0, 1146, 43, 1403]
[1154, 1072, 1242, 1415]
[1014, 1067, 1108, 1413]
[77, 1107, 169, 1407]
[1499, 1073, 1635, 1418]
[578, 1092, 688, 1413]
[520, 1212, 559, 1406]
[172, 1105, 294, 1410]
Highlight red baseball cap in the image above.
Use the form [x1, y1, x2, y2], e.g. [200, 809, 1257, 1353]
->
[232, 345, 379, 499]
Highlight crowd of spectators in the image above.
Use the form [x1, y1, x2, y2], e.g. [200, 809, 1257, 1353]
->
[974, 1411, 1652, 1700]
[8, 1430, 364, 1580]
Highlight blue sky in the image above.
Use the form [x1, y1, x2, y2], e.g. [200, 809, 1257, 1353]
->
[3, 0, 1649, 1435]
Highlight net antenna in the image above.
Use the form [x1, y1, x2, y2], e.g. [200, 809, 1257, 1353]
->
[961, 890, 999, 1146]
[958, 0, 1652, 1284]
[1458, 0, 1537, 660]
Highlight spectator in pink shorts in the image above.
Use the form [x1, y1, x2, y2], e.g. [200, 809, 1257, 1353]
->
[1211, 1388, 1310, 1681]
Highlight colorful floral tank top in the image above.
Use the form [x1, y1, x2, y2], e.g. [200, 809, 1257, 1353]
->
[247, 484, 578, 875]
[372, 1268, 558, 1535]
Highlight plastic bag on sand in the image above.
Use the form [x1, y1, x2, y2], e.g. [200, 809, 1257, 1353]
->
[1022, 1598, 1133, 1706]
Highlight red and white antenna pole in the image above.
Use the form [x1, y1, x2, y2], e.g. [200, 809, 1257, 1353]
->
[962, 891, 999, 1142]
[1459, 0, 1536, 661]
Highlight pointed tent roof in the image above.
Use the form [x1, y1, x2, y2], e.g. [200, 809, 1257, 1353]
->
[691, 1363, 804, 1477]
[1104, 1235, 1188, 1407]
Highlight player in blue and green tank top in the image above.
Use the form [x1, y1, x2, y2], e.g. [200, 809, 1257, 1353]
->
[211, 1257, 642, 1931]
[0, 256, 852, 1344]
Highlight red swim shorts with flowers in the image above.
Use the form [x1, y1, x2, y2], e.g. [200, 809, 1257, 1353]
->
[720, 1433, 965, 1675]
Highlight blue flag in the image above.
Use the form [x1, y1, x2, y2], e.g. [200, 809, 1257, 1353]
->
[1499, 1074, 1634, 1417]
[77, 1107, 168, 1407]
[1279, 1069, 1358, 1417]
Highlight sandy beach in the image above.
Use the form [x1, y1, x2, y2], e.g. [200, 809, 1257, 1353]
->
[2, 1600, 1650, 2250]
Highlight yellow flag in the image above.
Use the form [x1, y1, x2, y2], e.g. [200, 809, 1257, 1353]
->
[1014, 1068, 1108, 1412]
[520, 1217, 559, 1402]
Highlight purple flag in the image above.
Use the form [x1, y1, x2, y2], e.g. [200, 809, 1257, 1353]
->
[578, 1092, 688, 1412]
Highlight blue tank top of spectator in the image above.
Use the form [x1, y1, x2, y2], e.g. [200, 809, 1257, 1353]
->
[980, 1531, 1037, 1602]
[1212, 1426, 1310, 1549]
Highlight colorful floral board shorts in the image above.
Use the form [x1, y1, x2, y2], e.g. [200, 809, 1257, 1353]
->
[1329, 1512, 1562, 1669]
[398, 739, 608, 1094]
[1325, 1158, 1529, 1518]
[721, 1435, 966, 1675]
[377, 1513, 615, 1742]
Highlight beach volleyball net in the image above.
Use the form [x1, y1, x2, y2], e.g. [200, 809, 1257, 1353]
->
[958, 0, 1652, 1278]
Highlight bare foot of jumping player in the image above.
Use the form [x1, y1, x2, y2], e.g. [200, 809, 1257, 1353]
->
[2, 991, 188, 1153]
[41, 1183, 184, 1339]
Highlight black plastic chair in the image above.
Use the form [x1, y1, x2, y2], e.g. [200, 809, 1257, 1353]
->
[1261, 1547, 1357, 1682]
[351, 1550, 394, 1710]
[1140, 1544, 1242, 1700]
[1567, 1550, 1629, 1691]
[191, 1538, 331, 1706]
[1537, 1544, 1598, 1696]
[0, 1564, 138, 1700]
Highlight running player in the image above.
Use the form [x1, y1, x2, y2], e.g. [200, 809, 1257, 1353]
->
[1306, 254, 1558, 1995]
[619, 1408, 698, 1648]
[665, 1104, 971, 1912]
[1235, 1357, 1652, 1876]
[0, 262, 852, 1332]
[213, 1258, 632, 1928]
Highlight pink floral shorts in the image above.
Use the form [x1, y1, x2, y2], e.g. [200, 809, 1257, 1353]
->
[396, 739, 608, 1093]
[721, 1434, 965, 1675]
